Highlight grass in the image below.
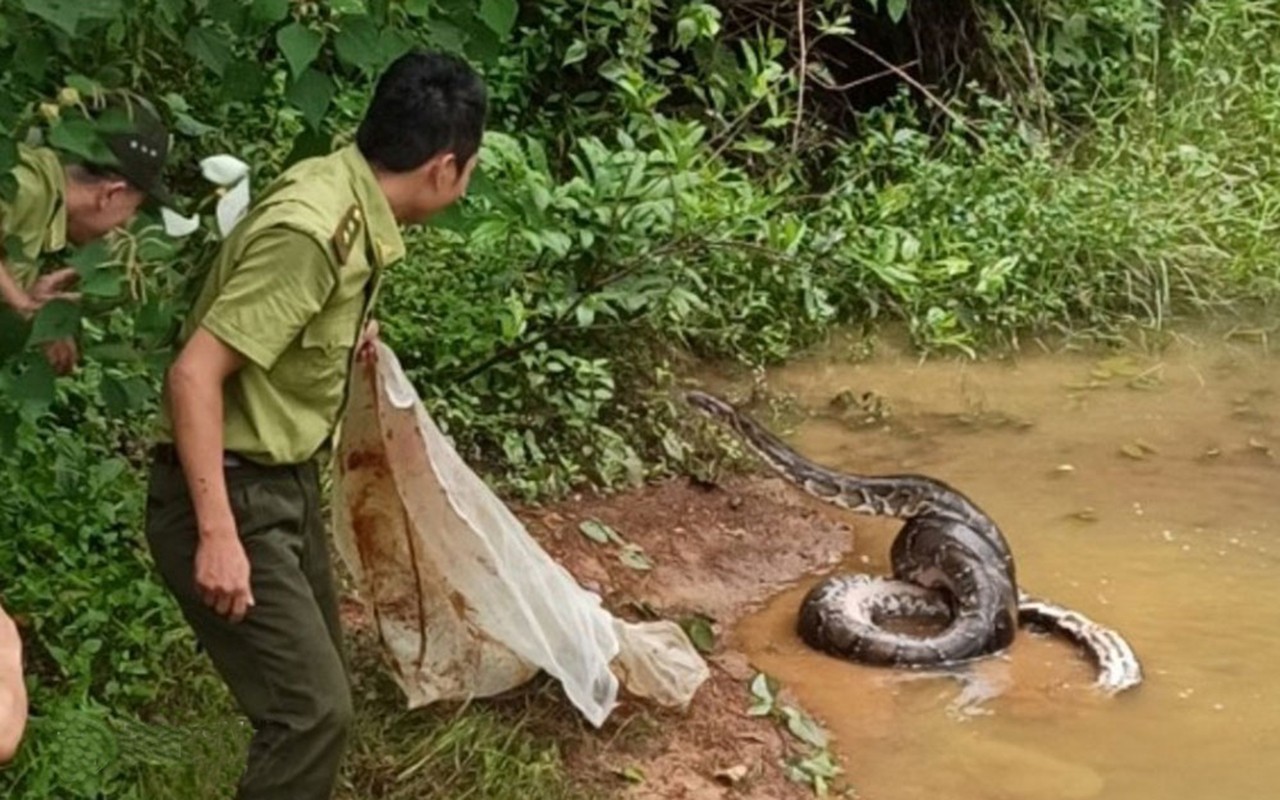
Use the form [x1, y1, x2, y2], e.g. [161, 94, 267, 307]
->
[338, 636, 592, 800]
[107, 633, 594, 800]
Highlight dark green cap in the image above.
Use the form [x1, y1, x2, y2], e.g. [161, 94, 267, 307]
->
[84, 92, 174, 208]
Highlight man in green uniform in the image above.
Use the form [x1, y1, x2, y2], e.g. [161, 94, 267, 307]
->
[0, 94, 173, 374]
[145, 51, 486, 799]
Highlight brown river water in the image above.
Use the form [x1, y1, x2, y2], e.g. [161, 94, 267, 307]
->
[733, 329, 1280, 800]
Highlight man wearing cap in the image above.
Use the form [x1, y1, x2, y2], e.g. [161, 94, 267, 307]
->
[145, 51, 486, 799]
[0, 92, 173, 374]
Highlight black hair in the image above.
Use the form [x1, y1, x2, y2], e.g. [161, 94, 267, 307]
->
[356, 50, 487, 173]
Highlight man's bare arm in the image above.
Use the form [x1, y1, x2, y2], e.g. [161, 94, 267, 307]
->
[0, 258, 36, 317]
[167, 328, 255, 622]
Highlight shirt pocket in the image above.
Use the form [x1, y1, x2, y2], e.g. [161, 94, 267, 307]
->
[270, 302, 363, 398]
[301, 302, 362, 352]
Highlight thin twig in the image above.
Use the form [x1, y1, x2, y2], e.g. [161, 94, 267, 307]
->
[1001, 0, 1050, 133]
[812, 61, 920, 92]
[844, 37, 986, 150]
[792, 0, 808, 155]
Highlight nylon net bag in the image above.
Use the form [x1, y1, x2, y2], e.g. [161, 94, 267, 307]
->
[332, 343, 709, 727]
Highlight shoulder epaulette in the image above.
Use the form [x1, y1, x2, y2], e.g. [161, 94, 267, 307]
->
[331, 204, 364, 265]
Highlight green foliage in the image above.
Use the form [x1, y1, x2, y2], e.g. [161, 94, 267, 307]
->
[974, 0, 1167, 124]
[380, 120, 832, 495]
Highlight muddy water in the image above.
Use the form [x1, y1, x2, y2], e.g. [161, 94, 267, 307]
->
[733, 332, 1280, 800]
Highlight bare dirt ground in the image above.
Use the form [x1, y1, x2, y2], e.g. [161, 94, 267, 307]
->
[517, 474, 857, 799]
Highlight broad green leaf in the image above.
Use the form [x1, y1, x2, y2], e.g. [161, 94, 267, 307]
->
[12, 357, 56, 410]
[782, 706, 829, 748]
[748, 673, 776, 716]
[1, 236, 29, 270]
[277, 23, 324, 78]
[578, 518, 620, 545]
[29, 300, 81, 344]
[563, 40, 588, 67]
[209, 0, 250, 27]
[379, 28, 418, 65]
[282, 127, 334, 168]
[463, 23, 503, 64]
[48, 119, 115, 165]
[404, 0, 433, 16]
[887, 0, 909, 23]
[175, 111, 218, 136]
[101, 375, 151, 415]
[334, 15, 382, 71]
[67, 241, 113, 276]
[185, 26, 234, 76]
[676, 18, 698, 47]
[250, 0, 291, 24]
[428, 202, 468, 232]
[424, 19, 467, 54]
[12, 34, 51, 82]
[478, 0, 518, 37]
[287, 69, 335, 130]
[618, 545, 652, 571]
[80, 268, 124, 299]
[680, 615, 716, 654]
[0, 309, 29, 360]
[135, 298, 176, 338]
[21, 0, 121, 36]
[101, 374, 131, 415]
[93, 458, 127, 486]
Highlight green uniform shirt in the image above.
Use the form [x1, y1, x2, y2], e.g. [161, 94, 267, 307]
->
[162, 144, 405, 465]
[0, 145, 69, 284]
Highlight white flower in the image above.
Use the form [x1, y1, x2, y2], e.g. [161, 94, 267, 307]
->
[216, 179, 251, 239]
[199, 154, 250, 187]
[160, 154, 252, 240]
[161, 207, 200, 238]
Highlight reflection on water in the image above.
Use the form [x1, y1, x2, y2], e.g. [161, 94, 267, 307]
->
[733, 331, 1280, 800]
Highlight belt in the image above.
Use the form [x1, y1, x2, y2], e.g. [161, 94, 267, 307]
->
[151, 443, 254, 469]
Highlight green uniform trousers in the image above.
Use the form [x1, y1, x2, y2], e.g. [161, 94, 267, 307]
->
[145, 451, 352, 800]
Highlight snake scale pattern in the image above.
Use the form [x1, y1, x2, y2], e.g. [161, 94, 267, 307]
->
[687, 390, 1142, 694]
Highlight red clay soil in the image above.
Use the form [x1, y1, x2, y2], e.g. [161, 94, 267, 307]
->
[337, 473, 858, 799]
[519, 475, 857, 800]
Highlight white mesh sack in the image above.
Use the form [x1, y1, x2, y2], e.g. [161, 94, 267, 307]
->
[332, 342, 709, 727]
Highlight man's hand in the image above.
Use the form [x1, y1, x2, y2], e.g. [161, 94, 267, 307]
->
[29, 268, 81, 307]
[195, 531, 255, 623]
[0, 267, 81, 321]
[42, 338, 78, 376]
[357, 319, 379, 364]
